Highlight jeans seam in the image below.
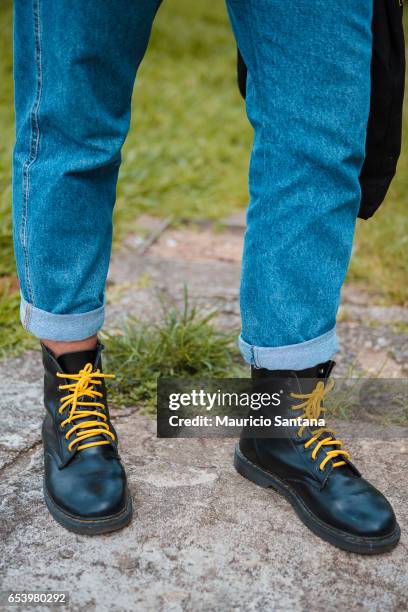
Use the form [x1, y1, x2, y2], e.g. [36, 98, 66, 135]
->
[236, 3, 283, 246]
[229, 1, 265, 151]
[242, 2, 267, 197]
[252, 347, 259, 368]
[23, 302, 32, 330]
[20, 0, 43, 305]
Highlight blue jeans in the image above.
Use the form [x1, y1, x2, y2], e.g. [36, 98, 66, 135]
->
[13, 1, 373, 369]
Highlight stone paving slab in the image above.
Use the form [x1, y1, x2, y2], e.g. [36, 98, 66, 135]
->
[1, 387, 407, 611]
[0, 352, 43, 471]
[1, 223, 408, 611]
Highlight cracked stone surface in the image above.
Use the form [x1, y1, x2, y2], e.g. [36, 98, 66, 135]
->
[1, 221, 407, 611]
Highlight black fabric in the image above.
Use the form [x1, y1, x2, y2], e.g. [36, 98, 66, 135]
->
[359, 0, 405, 219]
[57, 348, 98, 374]
[236, 0, 405, 220]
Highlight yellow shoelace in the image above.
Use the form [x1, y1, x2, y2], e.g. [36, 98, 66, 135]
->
[290, 380, 350, 472]
[57, 363, 115, 452]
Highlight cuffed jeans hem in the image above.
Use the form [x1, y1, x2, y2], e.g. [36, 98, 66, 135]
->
[239, 327, 339, 371]
[20, 294, 105, 341]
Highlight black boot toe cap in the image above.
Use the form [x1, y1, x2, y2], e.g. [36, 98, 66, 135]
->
[342, 487, 397, 538]
[45, 451, 128, 519]
[316, 474, 398, 539]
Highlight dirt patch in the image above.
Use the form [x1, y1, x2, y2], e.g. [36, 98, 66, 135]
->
[357, 348, 405, 378]
[149, 227, 244, 263]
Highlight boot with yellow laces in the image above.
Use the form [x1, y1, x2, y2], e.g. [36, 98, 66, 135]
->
[41, 342, 132, 534]
[234, 361, 400, 554]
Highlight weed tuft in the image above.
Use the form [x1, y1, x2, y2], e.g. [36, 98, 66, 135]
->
[103, 292, 245, 413]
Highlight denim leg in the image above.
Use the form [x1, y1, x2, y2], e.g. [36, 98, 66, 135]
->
[13, 0, 161, 340]
[226, 0, 373, 369]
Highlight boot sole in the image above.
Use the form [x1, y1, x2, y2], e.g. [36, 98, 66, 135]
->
[43, 482, 133, 535]
[234, 444, 400, 555]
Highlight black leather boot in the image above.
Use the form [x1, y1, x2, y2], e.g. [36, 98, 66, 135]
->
[41, 342, 132, 534]
[234, 361, 400, 554]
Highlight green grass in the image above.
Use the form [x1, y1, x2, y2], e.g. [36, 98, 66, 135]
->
[0, 1, 14, 278]
[114, 2, 251, 237]
[0, 1, 407, 358]
[0, 288, 35, 357]
[102, 291, 243, 413]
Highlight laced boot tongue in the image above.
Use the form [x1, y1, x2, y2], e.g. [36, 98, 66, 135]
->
[57, 349, 99, 374]
[293, 360, 333, 426]
[290, 367, 352, 473]
[56, 348, 115, 454]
